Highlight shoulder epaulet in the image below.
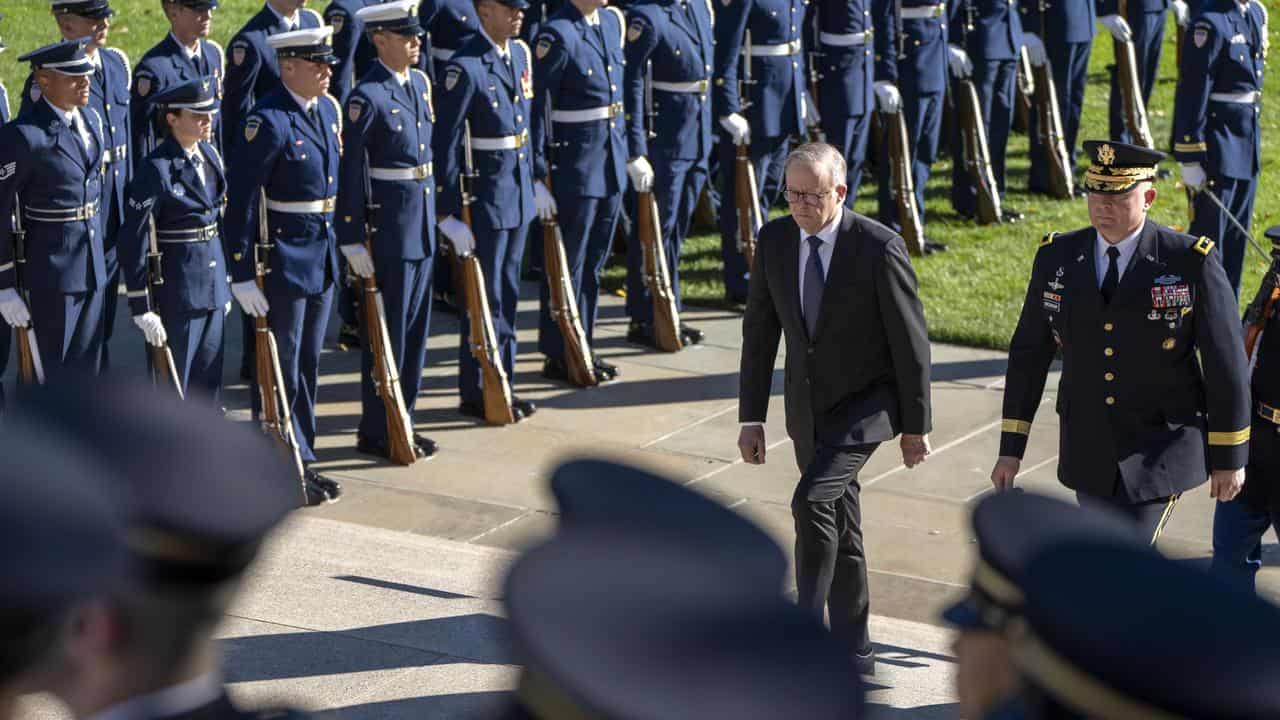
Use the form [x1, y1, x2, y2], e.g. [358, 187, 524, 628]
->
[104, 47, 131, 89]
[320, 93, 342, 132]
[1194, 236, 1215, 256]
[603, 6, 627, 47]
[302, 7, 325, 25]
[513, 38, 532, 65]
[1039, 232, 1055, 248]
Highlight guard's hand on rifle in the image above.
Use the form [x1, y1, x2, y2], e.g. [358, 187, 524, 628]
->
[803, 91, 822, 126]
[231, 280, 270, 318]
[533, 180, 557, 221]
[1180, 162, 1207, 191]
[946, 45, 973, 79]
[1170, 0, 1190, 27]
[1100, 14, 1133, 42]
[340, 243, 375, 279]
[438, 215, 475, 256]
[873, 82, 902, 114]
[626, 156, 655, 193]
[132, 311, 168, 348]
[718, 113, 751, 146]
[1021, 33, 1047, 67]
[0, 288, 30, 328]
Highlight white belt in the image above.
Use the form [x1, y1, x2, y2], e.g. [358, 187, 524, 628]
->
[469, 129, 529, 151]
[369, 162, 433, 181]
[748, 39, 802, 57]
[102, 144, 127, 164]
[819, 30, 871, 47]
[651, 79, 709, 93]
[901, 4, 945, 19]
[430, 47, 455, 61]
[550, 103, 624, 123]
[1210, 91, 1261, 105]
[265, 196, 336, 214]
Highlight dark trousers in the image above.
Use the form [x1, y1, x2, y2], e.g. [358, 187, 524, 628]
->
[792, 441, 880, 654]
[1108, 11, 1166, 144]
[538, 189, 622, 362]
[1211, 497, 1280, 593]
[459, 215, 530, 406]
[877, 90, 944, 230]
[950, 59, 1016, 217]
[259, 283, 334, 464]
[337, 259, 359, 329]
[160, 305, 225, 404]
[0, 320, 9, 408]
[626, 156, 709, 323]
[821, 111, 871, 206]
[359, 255, 433, 443]
[718, 132, 790, 300]
[1028, 39, 1092, 193]
[28, 286, 107, 380]
[1190, 175, 1257, 296]
[1076, 490, 1180, 545]
[99, 185, 122, 373]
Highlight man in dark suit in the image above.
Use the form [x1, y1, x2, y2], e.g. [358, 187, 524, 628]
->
[737, 141, 932, 677]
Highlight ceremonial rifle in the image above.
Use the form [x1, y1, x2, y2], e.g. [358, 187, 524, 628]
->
[734, 32, 764, 269]
[1113, 0, 1155, 148]
[10, 197, 44, 385]
[144, 215, 185, 398]
[1031, 2, 1074, 199]
[1243, 231, 1280, 362]
[805, 10, 825, 143]
[1013, 45, 1034, 134]
[952, 1, 1001, 224]
[880, 108, 925, 256]
[635, 59, 683, 351]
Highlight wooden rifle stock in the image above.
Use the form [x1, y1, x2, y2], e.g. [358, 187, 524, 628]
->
[1243, 238, 1280, 361]
[10, 199, 44, 385]
[540, 181, 597, 387]
[1030, 59, 1075, 199]
[1014, 46, 1034, 135]
[881, 110, 925, 256]
[955, 78, 1002, 225]
[360, 238, 418, 465]
[635, 190, 683, 351]
[145, 216, 185, 399]
[734, 143, 763, 269]
[1113, 17, 1155, 149]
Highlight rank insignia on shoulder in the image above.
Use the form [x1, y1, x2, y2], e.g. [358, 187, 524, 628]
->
[0, 162, 15, 181]
[627, 21, 644, 42]
[244, 117, 261, 142]
[444, 66, 461, 92]
[1040, 232, 1055, 247]
[1194, 236, 1214, 256]
[535, 35, 553, 59]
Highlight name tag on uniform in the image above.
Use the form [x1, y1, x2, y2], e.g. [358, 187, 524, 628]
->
[1151, 284, 1192, 308]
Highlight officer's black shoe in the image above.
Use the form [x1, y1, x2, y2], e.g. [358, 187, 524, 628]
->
[1001, 208, 1025, 223]
[458, 400, 487, 421]
[336, 323, 361, 352]
[923, 239, 949, 254]
[414, 434, 439, 458]
[542, 357, 570, 382]
[512, 396, 537, 419]
[356, 434, 439, 461]
[302, 470, 342, 506]
[592, 356, 619, 381]
[853, 648, 876, 677]
[679, 324, 705, 345]
[626, 321, 657, 348]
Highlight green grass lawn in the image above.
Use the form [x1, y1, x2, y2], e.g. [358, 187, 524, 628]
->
[0, 5, 1272, 350]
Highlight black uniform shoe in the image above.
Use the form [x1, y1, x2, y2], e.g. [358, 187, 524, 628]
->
[414, 434, 439, 458]
[302, 470, 342, 506]
[356, 434, 439, 461]
[592, 356, 619, 381]
[923, 239, 949, 254]
[512, 396, 537, 419]
[1001, 208, 1025, 223]
[626, 321, 656, 348]
[542, 357, 570, 382]
[853, 648, 876, 677]
[336, 323, 361, 352]
[679, 324, 705, 345]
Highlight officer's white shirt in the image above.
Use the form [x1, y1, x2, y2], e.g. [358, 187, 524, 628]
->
[378, 59, 410, 88]
[83, 672, 222, 720]
[1095, 228, 1142, 287]
[44, 97, 92, 151]
[583, 10, 602, 25]
[478, 26, 511, 61]
[798, 211, 839, 320]
[286, 86, 319, 114]
[266, 2, 301, 31]
[171, 31, 201, 60]
[186, 146, 207, 186]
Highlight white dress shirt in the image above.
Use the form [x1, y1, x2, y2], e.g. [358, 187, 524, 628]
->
[378, 59, 411, 88]
[1094, 227, 1142, 288]
[798, 211, 840, 320]
[171, 32, 201, 61]
[83, 673, 223, 720]
[187, 148, 207, 186]
[266, 2, 301, 31]
[45, 98, 93, 151]
[286, 86, 319, 115]
[478, 26, 512, 61]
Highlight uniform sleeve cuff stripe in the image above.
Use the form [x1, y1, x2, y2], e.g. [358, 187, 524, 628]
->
[1174, 142, 1208, 153]
[1002, 419, 1032, 435]
[1208, 428, 1250, 446]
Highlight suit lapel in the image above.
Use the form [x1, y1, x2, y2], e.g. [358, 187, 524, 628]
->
[665, 0, 701, 46]
[486, 47, 515, 93]
[779, 219, 805, 336]
[41, 102, 85, 170]
[812, 208, 858, 339]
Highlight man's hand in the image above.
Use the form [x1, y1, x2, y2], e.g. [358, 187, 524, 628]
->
[1021, 33, 1047, 67]
[900, 433, 930, 468]
[626, 156, 655, 193]
[1210, 468, 1245, 501]
[339, 243, 375, 279]
[131, 311, 168, 348]
[803, 91, 822, 126]
[1180, 162, 1207, 192]
[231, 280, 269, 318]
[990, 456, 1021, 492]
[438, 215, 476, 256]
[533, 181, 558, 221]
[1100, 14, 1133, 42]
[874, 82, 902, 114]
[0, 288, 31, 328]
[946, 45, 973, 79]
[1170, 0, 1190, 27]
[719, 113, 751, 146]
[738, 424, 766, 464]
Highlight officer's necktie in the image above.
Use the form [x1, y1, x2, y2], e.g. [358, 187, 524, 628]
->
[1101, 246, 1120, 305]
[803, 235, 826, 338]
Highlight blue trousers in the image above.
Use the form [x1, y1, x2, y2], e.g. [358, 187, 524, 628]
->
[626, 156, 708, 323]
[99, 247, 119, 373]
[1211, 497, 1280, 594]
[1028, 39, 1092, 193]
[718, 133, 790, 300]
[459, 215, 530, 406]
[260, 283, 334, 464]
[1190, 176, 1257, 296]
[359, 255, 433, 443]
[1108, 11, 1166, 144]
[28, 287, 106, 381]
[538, 190, 621, 363]
[821, 111, 871, 204]
[0, 323, 8, 408]
[159, 305, 225, 404]
[950, 59, 1016, 217]
[877, 91, 944, 230]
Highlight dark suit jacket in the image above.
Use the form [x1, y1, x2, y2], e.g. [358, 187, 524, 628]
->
[739, 207, 932, 468]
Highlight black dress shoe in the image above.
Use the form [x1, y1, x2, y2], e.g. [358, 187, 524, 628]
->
[679, 324, 705, 345]
[626, 321, 656, 348]
[542, 357, 570, 382]
[1001, 208, 1025, 223]
[336, 322, 361, 352]
[853, 648, 876, 677]
[592, 356, 618, 381]
[414, 434, 439, 458]
[923, 239, 949, 254]
[302, 470, 341, 506]
[512, 396, 537, 419]
[459, 400, 486, 421]
[356, 434, 439, 461]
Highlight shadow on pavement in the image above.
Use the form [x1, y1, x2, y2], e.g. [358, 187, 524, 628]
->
[309, 692, 514, 719]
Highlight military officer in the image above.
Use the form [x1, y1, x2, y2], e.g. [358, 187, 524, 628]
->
[225, 27, 344, 504]
[1100, 0, 1190, 145]
[131, 0, 226, 164]
[325, 0, 379, 103]
[712, 0, 807, 303]
[118, 79, 229, 403]
[992, 141, 1250, 541]
[1173, 0, 1267, 295]
[1018, 0, 1094, 196]
[420, 0, 483, 76]
[530, 0, 627, 383]
[0, 40, 110, 378]
[620, 0, 713, 348]
[337, 1, 441, 461]
[946, 0, 1024, 223]
[432, 0, 543, 422]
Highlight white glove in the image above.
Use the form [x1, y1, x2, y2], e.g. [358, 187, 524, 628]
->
[627, 156, 655, 193]
[225, 301, 232, 316]
[533, 181, 557, 221]
[946, 45, 973, 79]
[719, 113, 751, 146]
[231, 280, 269, 318]
[1170, 0, 1190, 27]
[0, 288, 30, 328]
[1022, 33, 1048, 67]
[874, 81, 902, 114]
[803, 91, 822, 126]
[340, 243, 375, 279]
[1100, 14, 1133, 42]
[438, 215, 475, 256]
[132, 311, 168, 348]
[1180, 162, 1207, 191]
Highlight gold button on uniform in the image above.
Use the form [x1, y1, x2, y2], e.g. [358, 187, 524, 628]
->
[1104, 347, 1114, 357]
[1104, 323, 1114, 331]
[1105, 372, 1115, 381]
[1105, 397, 1116, 406]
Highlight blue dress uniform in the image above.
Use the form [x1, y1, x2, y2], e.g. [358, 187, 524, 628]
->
[806, 0, 894, 197]
[713, 0, 807, 301]
[225, 30, 342, 468]
[420, 0, 482, 76]
[1173, 0, 1267, 295]
[336, 3, 438, 456]
[1101, 0, 1171, 145]
[875, 0, 948, 232]
[621, 0, 714, 333]
[118, 81, 229, 402]
[1019, 0, 1095, 194]
[948, 0, 1022, 219]
[433, 26, 538, 411]
[325, 0, 380, 104]
[1000, 142, 1250, 540]
[531, 4, 628, 374]
[0, 40, 109, 378]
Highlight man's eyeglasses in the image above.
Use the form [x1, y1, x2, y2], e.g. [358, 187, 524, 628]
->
[783, 188, 835, 206]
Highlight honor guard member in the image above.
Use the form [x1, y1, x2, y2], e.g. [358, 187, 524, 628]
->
[19, 378, 312, 720]
[712, 0, 807, 303]
[1173, 0, 1267, 295]
[0, 40, 110, 378]
[118, 79, 229, 403]
[1017, 0, 1094, 196]
[420, 0, 483, 75]
[225, 27, 344, 503]
[1100, 0, 1191, 145]
[432, 0, 542, 422]
[131, 0, 226, 166]
[874, 1, 948, 244]
[991, 141, 1251, 542]
[530, 0, 627, 383]
[325, 0, 379, 103]
[0, 16, 10, 408]
[620, 0, 713, 348]
[946, 0, 1024, 223]
[337, 1, 441, 461]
